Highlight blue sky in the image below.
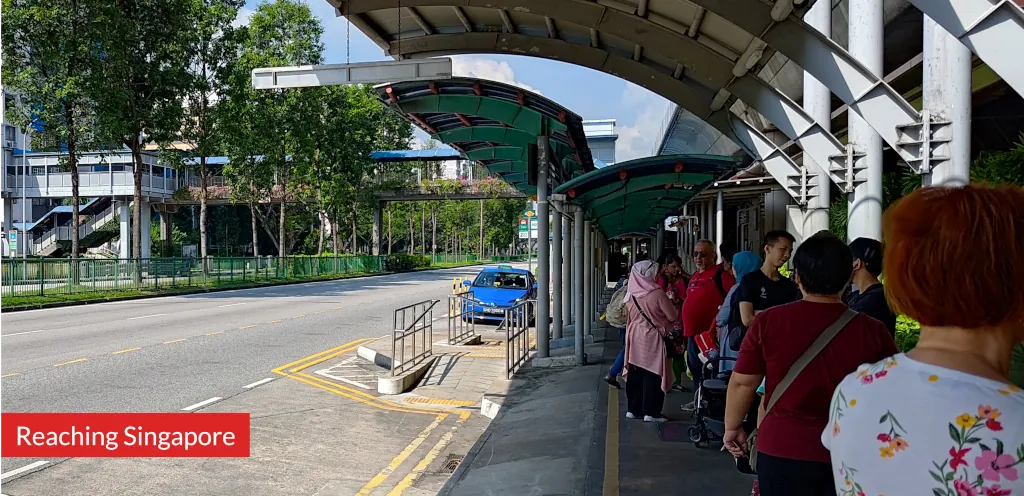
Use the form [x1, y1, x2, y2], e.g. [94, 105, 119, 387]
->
[238, 1, 673, 162]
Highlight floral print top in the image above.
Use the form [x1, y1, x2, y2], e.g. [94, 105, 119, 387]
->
[822, 354, 1024, 496]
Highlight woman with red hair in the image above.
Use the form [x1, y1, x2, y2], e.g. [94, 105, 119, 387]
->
[822, 184, 1024, 495]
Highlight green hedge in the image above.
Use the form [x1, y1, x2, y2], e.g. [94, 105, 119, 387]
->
[384, 254, 431, 272]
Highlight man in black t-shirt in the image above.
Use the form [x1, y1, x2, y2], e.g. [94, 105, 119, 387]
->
[845, 237, 897, 337]
[733, 230, 802, 329]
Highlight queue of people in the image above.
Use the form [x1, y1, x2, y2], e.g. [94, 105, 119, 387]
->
[603, 183, 1024, 495]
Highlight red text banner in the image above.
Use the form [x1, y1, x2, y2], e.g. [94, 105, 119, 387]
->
[1, 413, 250, 457]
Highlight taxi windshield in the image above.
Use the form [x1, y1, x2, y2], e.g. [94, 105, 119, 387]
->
[473, 272, 528, 289]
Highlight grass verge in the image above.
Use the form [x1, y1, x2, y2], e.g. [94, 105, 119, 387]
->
[1, 261, 487, 311]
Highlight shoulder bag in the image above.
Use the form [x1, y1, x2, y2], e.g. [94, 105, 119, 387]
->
[631, 295, 686, 358]
[745, 308, 858, 473]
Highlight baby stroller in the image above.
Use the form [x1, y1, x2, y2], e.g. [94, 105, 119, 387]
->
[686, 356, 736, 448]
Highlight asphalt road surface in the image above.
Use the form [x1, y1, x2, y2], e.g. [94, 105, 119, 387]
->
[0, 264, 497, 491]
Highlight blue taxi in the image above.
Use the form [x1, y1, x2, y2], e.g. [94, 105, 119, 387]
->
[461, 266, 536, 323]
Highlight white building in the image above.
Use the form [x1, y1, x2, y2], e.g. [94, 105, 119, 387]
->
[583, 119, 617, 166]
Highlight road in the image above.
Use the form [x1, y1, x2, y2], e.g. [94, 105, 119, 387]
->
[0, 265, 495, 494]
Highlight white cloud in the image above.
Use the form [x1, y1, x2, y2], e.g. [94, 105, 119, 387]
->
[232, 7, 254, 28]
[451, 56, 543, 96]
[614, 83, 671, 161]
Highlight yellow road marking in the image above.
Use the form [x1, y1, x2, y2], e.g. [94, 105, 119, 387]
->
[55, 358, 88, 367]
[112, 347, 141, 355]
[271, 339, 373, 375]
[386, 412, 470, 496]
[356, 414, 448, 495]
[405, 397, 478, 407]
[2, 373, 20, 378]
[163, 338, 187, 345]
[206, 331, 224, 336]
[267, 320, 281, 324]
[239, 325, 257, 330]
[603, 388, 620, 496]
[291, 315, 305, 319]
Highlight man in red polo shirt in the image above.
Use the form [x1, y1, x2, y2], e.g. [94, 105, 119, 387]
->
[680, 239, 735, 407]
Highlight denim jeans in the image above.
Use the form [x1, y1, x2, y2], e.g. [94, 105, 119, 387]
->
[608, 328, 626, 377]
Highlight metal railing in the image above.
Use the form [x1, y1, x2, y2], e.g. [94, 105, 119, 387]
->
[391, 299, 440, 377]
[505, 299, 536, 379]
[1, 255, 386, 297]
[447, 292, 477, 345]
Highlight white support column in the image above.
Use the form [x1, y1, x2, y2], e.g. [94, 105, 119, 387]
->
[583, 221, 593, 336]
[552, 208, 563, 340]
[0, 196, 11, 257]
[655, 221, 665, 261]
[119, 201, 130, 260]
[535, 139, 551, 358]
[563, 214, 573, 327]
[140, 200, 152, 259]
[573, 210, 585, 364]
[804, 0, 832, 238]
[923, 17, 972, 188]
[847, 0, 884, 241]
[716, 191, 725, 263]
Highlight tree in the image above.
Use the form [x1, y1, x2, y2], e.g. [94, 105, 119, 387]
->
[2, 0, 105, 261]
[222, 0, 323, 258]
[92, 0, 193, 262]
[170, 0, 244, 264]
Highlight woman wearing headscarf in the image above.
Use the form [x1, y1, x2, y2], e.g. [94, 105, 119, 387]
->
[623, 260, 680, 422]
[716, 251, 763, 373]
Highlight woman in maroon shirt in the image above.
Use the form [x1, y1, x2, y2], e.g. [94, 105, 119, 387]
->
[722, 232, 898, 496]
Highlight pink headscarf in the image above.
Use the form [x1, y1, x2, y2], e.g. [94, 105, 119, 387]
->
[626, 260, 661, 300]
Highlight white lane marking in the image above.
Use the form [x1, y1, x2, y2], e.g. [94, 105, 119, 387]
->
[335, 377, 373, 389]
[1, 329, 48, 337]
[128, 313, 166, 320]
[0, 460, 49, 481]
[243, 378, 274, 389]
[217, 302, 247, 308]
[182, 397, 222, 411]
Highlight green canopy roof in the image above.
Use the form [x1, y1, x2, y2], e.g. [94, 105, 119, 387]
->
[554, 154, 742, 238]
[373, 78, 595, 197]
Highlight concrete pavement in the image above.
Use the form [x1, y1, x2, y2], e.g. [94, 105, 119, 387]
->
[0, 264, 499, 491]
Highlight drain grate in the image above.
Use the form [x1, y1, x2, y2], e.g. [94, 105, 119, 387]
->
[438, 454, 464, 474]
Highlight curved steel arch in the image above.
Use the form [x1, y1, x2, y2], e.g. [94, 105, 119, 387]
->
[685, 0, 923, 164]
[904, 0, 1024, 100]
[337, 0, 856, 191]
[391, 33, 824, 204]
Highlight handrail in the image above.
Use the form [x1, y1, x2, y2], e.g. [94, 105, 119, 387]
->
[447, 292, 476, 345]
[391, 299, 441, 377]
[505, 299, 536, 379]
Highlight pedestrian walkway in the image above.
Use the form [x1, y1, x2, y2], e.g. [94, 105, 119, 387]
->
[438, 329, 755, 495]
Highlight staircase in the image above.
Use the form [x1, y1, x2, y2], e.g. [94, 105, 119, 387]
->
[33, 202, 119, 257]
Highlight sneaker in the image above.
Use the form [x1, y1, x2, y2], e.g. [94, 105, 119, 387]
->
[625, 412, 637, 419]
[604, 375, 622, 389]
[644, 415, 668, 423]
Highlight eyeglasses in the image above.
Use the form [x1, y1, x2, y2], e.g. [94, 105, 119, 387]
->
[692, 251, 708, 258]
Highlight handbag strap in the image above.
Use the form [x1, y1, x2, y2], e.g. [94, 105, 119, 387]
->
[631, 295, 658, 329]
[764, 308, 858, 416]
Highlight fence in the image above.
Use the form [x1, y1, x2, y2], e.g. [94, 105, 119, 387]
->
[447, 292, 477, 345]
[505, 299, 536, 379]
[391, 299, 440, 377]
[1, 255, 386, 297]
